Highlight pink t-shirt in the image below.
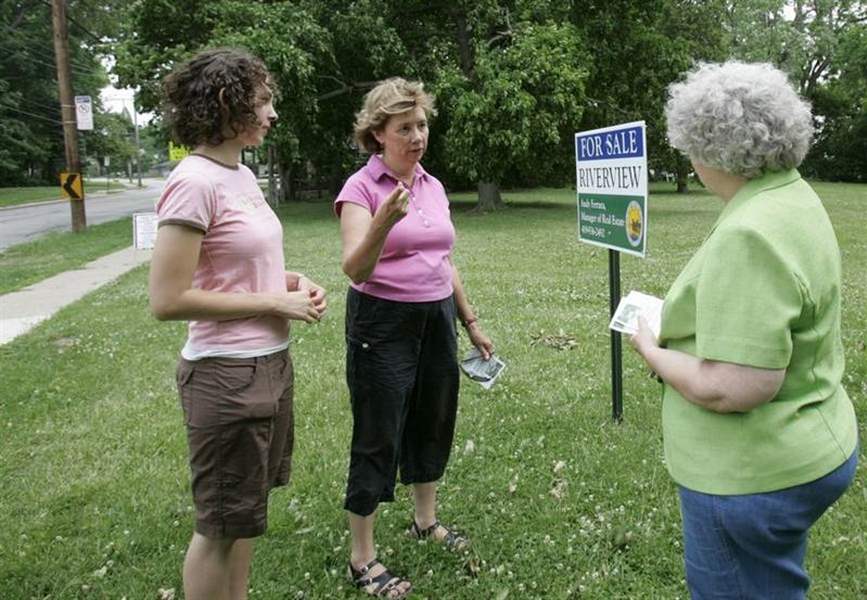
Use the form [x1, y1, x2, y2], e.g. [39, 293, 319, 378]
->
[334, 155, 456, 302]
[156, 154, 289, 359]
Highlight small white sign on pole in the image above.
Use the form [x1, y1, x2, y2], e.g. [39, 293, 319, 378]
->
[75, 95, 93, 131]
[133, 212, 158, 250]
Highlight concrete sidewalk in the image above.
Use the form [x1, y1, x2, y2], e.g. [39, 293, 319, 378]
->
[0, 246, 151, 344]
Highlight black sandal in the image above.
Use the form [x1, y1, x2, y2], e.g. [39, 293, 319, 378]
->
[408, 520, 470, 551]
[348, 559, 412, 599]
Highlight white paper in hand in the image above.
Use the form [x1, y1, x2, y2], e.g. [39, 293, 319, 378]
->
[460, 348, 506, 390]
[609, 290, 663, 338]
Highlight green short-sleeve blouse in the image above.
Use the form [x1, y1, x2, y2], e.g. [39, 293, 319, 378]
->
[659, 169, 857, 495]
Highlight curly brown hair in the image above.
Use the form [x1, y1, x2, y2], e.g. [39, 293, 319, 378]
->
[162, 47, 273, 147]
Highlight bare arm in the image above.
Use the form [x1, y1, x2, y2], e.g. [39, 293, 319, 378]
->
[149, 224, 320, 323]
[631, 317, 785, 413]
[339, 186, 408, 284]
[451, 260, 494, 359]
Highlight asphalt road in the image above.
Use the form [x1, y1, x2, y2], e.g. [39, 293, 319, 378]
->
[0, 178, 164, 251]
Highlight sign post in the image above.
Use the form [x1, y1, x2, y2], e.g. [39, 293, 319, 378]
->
[575, 121, 648, 421]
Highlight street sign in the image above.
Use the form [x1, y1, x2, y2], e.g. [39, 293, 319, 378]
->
[60, 172, 83, 200]
[74, 95, 93, 130]
[133, 212, 158, 250]
[575, 121, 648, 258]
[169, 141, 190, 162]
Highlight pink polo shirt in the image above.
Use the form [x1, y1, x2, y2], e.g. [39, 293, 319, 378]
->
[335, 155, 456, 302]
[156, 154, 289, 359]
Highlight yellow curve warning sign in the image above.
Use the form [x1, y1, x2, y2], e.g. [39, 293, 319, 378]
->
[60, 172, 83, 200]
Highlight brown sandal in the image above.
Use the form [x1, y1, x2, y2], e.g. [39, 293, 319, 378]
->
[408, 520, 470, 551]
[348, 559, 412, 599]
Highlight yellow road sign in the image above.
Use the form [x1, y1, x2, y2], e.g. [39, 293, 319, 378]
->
[169, 142, 190, 162]
[60, 172, 83, 200]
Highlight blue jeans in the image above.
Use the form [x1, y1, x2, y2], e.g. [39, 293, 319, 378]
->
[678, 450, 858, 599]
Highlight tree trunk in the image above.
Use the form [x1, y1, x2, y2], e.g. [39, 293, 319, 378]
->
[676, 158, 690, 194]
[453, 11, 476, 82]
[279, 162, 295, 203]
[476, 181, 504, 211]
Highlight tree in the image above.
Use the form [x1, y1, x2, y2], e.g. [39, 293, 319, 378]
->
[87, 111, 136, 176]
[113, 0, 594, 209]
[113, 0, 366, 200]
[723, 0, 867, 182]
[359, 0, 591, 209]
[573, 0, 729, 193]
[435, 19, 590, 209]
[1, 0, 117, 185]
[803, 22, 867, 181]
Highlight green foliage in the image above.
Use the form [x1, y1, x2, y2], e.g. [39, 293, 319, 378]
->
[87, 112, 136, 173]
[803, 22, 867, 181]
[0, 1, 117, 185]
[724, 1, 867, 182]
[437, 22, 590, 185]
[110, 0, 867, 195]
[574, 0, 728, 184]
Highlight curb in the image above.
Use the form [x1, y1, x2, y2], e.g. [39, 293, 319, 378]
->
[0, 199, 68, 211]
[0, 189, 133, 212]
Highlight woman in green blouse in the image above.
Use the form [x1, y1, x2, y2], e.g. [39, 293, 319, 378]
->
[631, 60, 858, 599]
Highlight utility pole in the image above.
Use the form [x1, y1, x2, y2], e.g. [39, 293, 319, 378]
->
[132, 96, 143, 187]
[52, 0, 87, 232]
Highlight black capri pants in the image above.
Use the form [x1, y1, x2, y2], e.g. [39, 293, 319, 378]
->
[343, 288, 460, 517]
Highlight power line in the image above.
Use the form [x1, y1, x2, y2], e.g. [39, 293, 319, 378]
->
[2, 43, 95, 78]
[8, 52, 94, 79]
[3, 32, 98, 74]
[16, 96, 65, 113]
[39, 0, 104, 45]
[0, 104, 63, 125]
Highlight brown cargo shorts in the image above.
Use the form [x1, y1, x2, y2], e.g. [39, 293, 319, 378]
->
[176, 349, 294, 539]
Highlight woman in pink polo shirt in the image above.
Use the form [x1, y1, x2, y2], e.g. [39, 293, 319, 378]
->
[149, 48, 326, 600]
[336, 78, 494, 599]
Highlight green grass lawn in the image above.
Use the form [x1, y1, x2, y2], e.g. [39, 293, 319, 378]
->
[0, 218, 133, 295]
[0, 183, 864, 599]
[0, 181, 129, 208]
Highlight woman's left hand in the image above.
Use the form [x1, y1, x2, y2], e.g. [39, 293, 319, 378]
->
[629, 316, 658, 359]
[467, 323, 494, 360]
[298, 275, 328, 319]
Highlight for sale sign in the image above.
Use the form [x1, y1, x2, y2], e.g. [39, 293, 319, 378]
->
[575, 121, 648, 258]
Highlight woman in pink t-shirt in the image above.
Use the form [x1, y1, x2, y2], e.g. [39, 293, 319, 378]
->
[336, 78, 495, 599]
[149, 48, 327, 600]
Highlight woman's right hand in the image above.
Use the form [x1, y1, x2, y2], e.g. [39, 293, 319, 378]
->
[267, 291, 321, 323]
[371, 185, 409, 230]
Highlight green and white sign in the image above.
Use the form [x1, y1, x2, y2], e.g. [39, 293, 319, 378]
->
[575, 121, 648, 258]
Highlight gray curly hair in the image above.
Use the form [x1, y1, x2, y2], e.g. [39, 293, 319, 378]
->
[665, 61, 813, 178]
[353, 77, 436, 153]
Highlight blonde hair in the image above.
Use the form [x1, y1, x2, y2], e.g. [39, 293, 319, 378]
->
[353, 77, 436, 153]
